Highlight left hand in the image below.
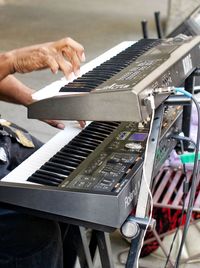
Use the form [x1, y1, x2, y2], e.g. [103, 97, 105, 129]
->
[43, 119, 86, 129]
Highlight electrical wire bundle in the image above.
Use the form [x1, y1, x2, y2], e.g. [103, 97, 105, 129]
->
[163, 87, 200, 267]
[118, 86, 200, 268]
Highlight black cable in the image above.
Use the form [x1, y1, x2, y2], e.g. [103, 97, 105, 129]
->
[164, 140, 189, 268]
[180, 140, 188, 177]
[175, 96, 200, 267]
[164, 190, 187, 268]
[167, 134, 197, 150]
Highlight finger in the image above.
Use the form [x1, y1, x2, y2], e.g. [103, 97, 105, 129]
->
[62, 47, 81, 76]
[78, 120, 86, 128]
[55, 37, 85, 62]
[45, 55, 59, 74]
[56, 53, 74, 79]
[43, 119, 65, 129]
[55, 122, 65, 129]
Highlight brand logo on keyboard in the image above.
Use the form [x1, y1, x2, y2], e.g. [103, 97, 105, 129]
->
[124, 177, 141, 208]
[96, 83, 129, 91]
[124, 188, 138, 208]
[182, 54, 192, 75]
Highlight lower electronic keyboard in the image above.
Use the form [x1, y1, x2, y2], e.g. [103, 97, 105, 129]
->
[0, 105, 182, 229]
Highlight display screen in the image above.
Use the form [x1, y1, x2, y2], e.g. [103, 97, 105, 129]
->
[129, 132, 148, 142]
[117, 131, 130, 140]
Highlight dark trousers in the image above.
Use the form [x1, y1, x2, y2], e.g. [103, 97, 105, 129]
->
[0, 134, 63, 268]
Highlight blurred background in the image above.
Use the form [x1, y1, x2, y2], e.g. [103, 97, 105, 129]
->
[0, 0, 169, 141]
[0, 0, 199, 143]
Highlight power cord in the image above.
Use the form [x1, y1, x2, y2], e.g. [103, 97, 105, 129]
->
[173, 88, 200, 268]
[164, 136, 196, 268]
[175, 96, 200, 268]
[168, 133, 196, 150]
[136, 94, 155, 268]
[152, 86, 200, 267]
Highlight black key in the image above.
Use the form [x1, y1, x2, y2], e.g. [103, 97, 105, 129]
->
[28, 175, 60, 186]
[36, 170, 66, 181]
[42, 163, 73, 176]
[55, 151, 83, 162]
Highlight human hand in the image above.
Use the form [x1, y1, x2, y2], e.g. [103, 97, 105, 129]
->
[42, 119, 86, 129]
[8, 37, 85, 79]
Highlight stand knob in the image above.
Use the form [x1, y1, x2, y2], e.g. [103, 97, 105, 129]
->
[121, 221, 140, 239]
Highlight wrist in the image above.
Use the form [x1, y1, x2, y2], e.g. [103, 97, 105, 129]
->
[0, 74, 36, 107]
[24, 93, 34, 107]
[22, 88, 36, 107]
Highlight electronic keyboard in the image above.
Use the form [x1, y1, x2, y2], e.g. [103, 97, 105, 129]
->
[0, 39, 193, 230]
[28, 36, 200, 122]
[0, 110, 183, 229]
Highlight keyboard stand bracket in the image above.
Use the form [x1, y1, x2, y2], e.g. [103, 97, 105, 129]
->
[122, 104, 164, 268]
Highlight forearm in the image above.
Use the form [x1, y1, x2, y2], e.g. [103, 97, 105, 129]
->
[0, 75, 34, 106]
[0, 52, 14, 81]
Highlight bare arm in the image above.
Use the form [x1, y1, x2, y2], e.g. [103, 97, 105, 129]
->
[0, 37, 86, 129]
[0, 75, 68, 129]
[0, 53, 13, 81]
[0, 37, 85, 105]
[0, 37, 85, 80]
[0, 75, 33, 106]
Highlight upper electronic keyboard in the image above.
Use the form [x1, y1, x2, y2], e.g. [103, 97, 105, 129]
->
[28, 36, 200, 122]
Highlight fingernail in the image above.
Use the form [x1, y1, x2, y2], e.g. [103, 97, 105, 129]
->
[57, 123, 65, 129]
[81, 121, 86, 128]
[52, 68, 58, 74]
[75, 69, 81, 77]
[68, 73, 75, 80]
[81, 53, 86, 62]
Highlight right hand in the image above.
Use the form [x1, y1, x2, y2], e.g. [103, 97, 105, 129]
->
[8, 37, 85, 79]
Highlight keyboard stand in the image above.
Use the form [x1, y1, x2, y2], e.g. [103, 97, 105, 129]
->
[63, 225, 114, 268]
[122, 70, 197, 268]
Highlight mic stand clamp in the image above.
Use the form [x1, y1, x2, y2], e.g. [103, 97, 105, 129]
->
[121, 216, 156, 240]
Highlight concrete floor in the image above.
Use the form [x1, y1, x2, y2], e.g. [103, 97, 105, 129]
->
[0, 0, 200, 267]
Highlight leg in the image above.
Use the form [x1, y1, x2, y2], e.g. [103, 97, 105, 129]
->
[0, 129, 63, 268]
[0, 213, 63, 268]
[61, 224, 78, 268]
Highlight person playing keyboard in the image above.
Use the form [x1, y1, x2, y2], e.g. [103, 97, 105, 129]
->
[0, 37, 85, 268]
